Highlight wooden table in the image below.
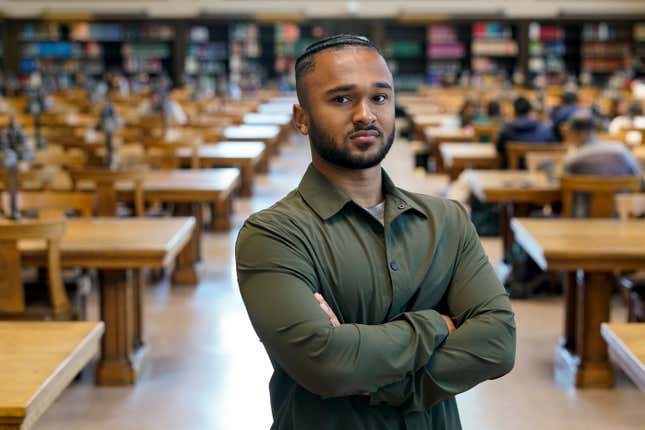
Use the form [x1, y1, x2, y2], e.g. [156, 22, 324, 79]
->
[511, 218, 645, 388]
[439, 142, 499, 180]
[177, 142, 267, 197]
[223, 125, 281, 155]
[18, 218, 194, 385]
[257, 103, 294, 115]
[466, 169, 560, 258]
[243, 113, 291, 126]
[601, 323, 645, 391]
[0, 322, 104, 430]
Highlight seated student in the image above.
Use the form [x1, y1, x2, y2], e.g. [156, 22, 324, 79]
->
[609, 101, 644, 134]
[496, 96, 555, 168]
[551, 91, 579, 141]
[563, 111, 642, 177]
[459, 96, 481, 128]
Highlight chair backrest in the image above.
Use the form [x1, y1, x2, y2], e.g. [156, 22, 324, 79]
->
[506, 142, 566, 170]
[525, 151, 567, 177]
[560, 175, 642, 218]
[473, 123, 500, 143]
[142, 141, 200, 169]
[0, 168, 56, 191]
[8, 191, 95, 218]
[615, 193, 645, 220]
[0, 217, 69, 319]
[69, 168, 144, 217]
[33, 147, 86, 170]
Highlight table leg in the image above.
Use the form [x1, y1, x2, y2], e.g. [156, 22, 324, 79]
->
[256, 154, 270, 174]
[132, 268, 145, 350]
[95, 269, 142, 385]
[239, 162, 254, 197]
[555, 271, 614, 388]
[499, 202, 514, 260]
[211, 195, 233, 231]
[171, 202, 200, 286]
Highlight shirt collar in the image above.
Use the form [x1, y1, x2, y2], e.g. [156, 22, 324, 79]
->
[298, 164, 427, 221]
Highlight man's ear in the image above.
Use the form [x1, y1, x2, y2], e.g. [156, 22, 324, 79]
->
[293, 104, 310, 135]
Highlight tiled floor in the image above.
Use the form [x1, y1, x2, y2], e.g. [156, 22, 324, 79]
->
[35, 134, 645, 429]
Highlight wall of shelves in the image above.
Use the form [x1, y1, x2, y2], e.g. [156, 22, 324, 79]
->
[5, 17, 645, 91]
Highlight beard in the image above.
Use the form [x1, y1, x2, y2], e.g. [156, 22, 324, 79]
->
[308, 120, 395, 169]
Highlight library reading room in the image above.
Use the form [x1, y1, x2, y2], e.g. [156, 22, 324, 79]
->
[0, 1, 644, 429]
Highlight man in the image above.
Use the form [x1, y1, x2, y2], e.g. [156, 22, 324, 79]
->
[236, 35, 516, 430]
[496, 96, 555, 168]
[563, 111, 642, 218]
[563, 110, 642, 177]
[550, 91, 579, 141]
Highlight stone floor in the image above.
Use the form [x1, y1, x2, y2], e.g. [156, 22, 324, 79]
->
[35, 133, 645, 430]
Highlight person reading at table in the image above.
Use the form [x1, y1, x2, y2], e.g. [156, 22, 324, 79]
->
[563, 111, 642, 177]
[236, 34, 516, 430]
[496, 96, 555, 168]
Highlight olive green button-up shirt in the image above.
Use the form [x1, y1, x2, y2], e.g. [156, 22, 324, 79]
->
[236, 164, 516, 430]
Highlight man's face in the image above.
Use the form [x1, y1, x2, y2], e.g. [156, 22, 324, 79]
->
[296, 47, 395, 169]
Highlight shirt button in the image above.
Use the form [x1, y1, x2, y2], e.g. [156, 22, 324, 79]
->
[397, 203, 406, 210]
[390, 261, 399, 271]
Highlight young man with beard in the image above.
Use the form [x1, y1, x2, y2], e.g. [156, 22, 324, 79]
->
[236, 35, 516, 430]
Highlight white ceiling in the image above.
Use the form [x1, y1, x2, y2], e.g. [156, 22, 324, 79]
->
[1, 0, 644, 19]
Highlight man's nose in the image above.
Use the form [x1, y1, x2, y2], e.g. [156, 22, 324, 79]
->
[352, 99, 376, 126]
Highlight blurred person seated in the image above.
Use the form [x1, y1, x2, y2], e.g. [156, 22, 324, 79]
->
[459, 96, 481, 128]
[609, 101, 644, 134]
[496, 96, 555, 168]
[473, 100, 503, 126]
[551, 91, 579, 141]
[564, 111, 642, 177]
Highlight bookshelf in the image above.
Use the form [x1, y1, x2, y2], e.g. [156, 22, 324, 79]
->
[471, 21, 518, 83]
[18, 21, 176, 87]
[528, 22, 566, 85]
[633, 23, 645, 78]
[184, 24, 228, 80]
[426, 24, 468, 86]
[581, 22, 631, 83]
[384, 23, 427, 91]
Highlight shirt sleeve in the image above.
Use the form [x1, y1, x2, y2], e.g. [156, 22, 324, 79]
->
[236, 218, 450, 399]
[369, 203, 516, 413]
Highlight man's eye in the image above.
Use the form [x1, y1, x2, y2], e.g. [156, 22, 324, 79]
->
[333, 96, 351, 104]
[373, 94, 388, 103]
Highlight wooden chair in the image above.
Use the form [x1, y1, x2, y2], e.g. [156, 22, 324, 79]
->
[506, 142, 566, 170]
[616, 193, 645, 322]
[70, 169, 145, 217]
[473, 123, 500, 143]
[12, 191, 94, 219]
[141, 141, 200, 170]
[0, 168, 57, 191]
[32, 147, 87, 170]
[560, 175, 642, 218]
[0, 218, 70, 320]
[525, 151, 567, 177]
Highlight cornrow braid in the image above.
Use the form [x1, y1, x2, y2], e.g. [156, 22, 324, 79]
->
[295, 34, 376, 70]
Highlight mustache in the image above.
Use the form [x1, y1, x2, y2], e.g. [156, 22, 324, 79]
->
[346, 125, 383, 138]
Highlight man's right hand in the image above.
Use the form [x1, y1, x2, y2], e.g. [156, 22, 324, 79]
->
[441, 315, 456, 334]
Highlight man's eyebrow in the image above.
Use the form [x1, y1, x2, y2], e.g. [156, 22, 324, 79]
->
[374, 82, 393, 90]
[325, 82, 393, 95]
[325, 84, 356, 95]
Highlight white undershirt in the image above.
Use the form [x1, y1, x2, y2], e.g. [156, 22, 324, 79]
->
[364, 201, 385, 225]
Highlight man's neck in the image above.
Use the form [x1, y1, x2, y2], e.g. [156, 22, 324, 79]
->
[312, 154, 384, 208]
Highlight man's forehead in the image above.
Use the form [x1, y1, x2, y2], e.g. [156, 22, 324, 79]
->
[306, 47, 393, 88]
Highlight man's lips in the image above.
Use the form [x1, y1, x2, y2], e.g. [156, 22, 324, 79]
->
[348, 130, 381, 145]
